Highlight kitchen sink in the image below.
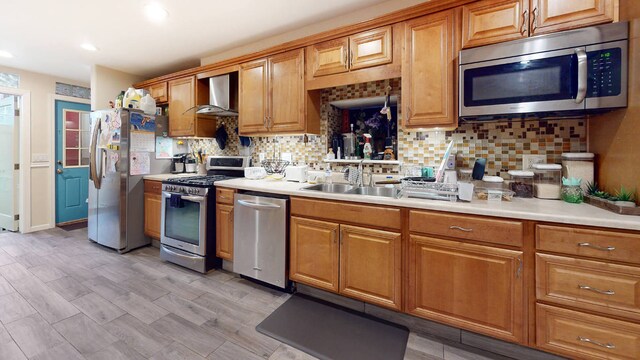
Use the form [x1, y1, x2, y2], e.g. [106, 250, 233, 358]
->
[344, 186, 400, 198]
[302, 183, 355, 193]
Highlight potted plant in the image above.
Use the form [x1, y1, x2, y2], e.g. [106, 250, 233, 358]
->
[613, 186, 637, 207]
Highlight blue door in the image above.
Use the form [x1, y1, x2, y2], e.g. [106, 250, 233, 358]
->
[55, 100, 91, 224]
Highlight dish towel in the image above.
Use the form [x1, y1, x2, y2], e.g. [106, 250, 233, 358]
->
[169, 194, 184, 208]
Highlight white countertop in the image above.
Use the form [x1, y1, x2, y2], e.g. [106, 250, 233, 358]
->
[143, 173, 198, 181]
[215, 178, 640, 231]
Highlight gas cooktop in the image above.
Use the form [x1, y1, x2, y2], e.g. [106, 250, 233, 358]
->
[163, 175, 234, 187]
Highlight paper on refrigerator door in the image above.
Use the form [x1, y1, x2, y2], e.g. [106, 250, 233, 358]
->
[105, 152, 119, 174]
[130, 152, 150, 175]
[130, 130, 155, 152]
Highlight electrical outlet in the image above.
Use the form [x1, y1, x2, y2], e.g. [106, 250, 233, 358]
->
[522, 155, 546, 170]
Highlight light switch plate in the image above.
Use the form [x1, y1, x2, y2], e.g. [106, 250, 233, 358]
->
[522, 155, 546, 170]
[32, 153, 49, 163]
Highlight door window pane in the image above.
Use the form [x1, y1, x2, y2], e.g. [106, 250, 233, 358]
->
[62, 109, 89, 168]
[80, 149, 89, 166]
[80, 130, 90, 147]
[65, 149, 79, 166]
[66, 130, 79, 147]
[65, 111, 79, 129]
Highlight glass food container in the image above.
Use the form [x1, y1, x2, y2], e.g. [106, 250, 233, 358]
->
[458, 168, 473, 182]
[561, 152, 594, 192]
[532, 164, 562, 199]
[508, 170, 534, 198]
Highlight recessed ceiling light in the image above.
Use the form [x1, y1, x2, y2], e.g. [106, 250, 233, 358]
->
[144, 3, 168, 23]
[81, 43, 98, 52]
[0, 50, 14, 58]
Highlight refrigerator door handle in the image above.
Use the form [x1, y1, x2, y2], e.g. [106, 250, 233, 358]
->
[89, 117, 102, 189]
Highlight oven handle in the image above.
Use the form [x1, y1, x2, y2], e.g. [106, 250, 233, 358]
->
[237, 199, 281, 210]
[575, 48, 587, 104]
[161, 245, 202, 260]
[162, 193, 206, 203]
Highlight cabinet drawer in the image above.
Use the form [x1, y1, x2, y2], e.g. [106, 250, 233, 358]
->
[144, 180, 162, 195]
[537, 225, 640, 265]
[216, 188, 235, 205]
[291, 197, 401, 230]
[536, 304, 640, 360]
[410, 210, 523, 247]
[537, 253, 640, 321]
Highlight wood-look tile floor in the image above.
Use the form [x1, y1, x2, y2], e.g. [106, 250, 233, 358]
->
[0, 228, 502, 360]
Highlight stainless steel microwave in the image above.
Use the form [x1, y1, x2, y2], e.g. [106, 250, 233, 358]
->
[459, 22, 628, 121]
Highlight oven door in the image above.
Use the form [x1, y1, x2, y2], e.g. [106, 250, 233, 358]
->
[160, 191, 207, 256]
[460, 47, 586, 119]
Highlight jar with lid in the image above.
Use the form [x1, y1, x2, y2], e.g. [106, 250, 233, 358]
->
[532, 164, 562, 199]
[458, 168, 473, 182]
[481, 176, 504, 189]
[507, 170, 534, 198]
[561, 153, 594, 192]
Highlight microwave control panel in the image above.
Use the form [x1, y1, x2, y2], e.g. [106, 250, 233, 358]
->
[587, 48, 621, 98]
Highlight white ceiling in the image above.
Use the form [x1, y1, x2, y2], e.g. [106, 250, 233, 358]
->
[0, 0, 390, 83]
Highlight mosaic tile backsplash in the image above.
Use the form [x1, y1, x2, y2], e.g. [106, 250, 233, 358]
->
[188, 78, 587, 177]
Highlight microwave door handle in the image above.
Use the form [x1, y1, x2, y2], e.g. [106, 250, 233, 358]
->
[575, 48, 587, 104]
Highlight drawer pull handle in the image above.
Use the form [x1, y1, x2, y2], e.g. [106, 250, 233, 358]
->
[578, 284, 615, 295]
[516, 257, 522, 278]
[577, 336, 615, 349]
[577, 242, 615, 251]
[450, 225, 473, 232]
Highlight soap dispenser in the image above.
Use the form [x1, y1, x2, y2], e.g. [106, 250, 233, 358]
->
[363, 134, 372, 160]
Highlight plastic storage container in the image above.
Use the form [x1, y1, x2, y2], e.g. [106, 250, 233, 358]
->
[561, 152, 594, 191]
[508, 170, 534, 198]
[458, 169, 473, 182]
[533, 164, 562, 199]
[481, 176, 504, 189]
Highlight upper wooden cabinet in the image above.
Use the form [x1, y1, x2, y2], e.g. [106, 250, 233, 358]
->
[147, 82, 168, 103]
[167, 76, 216, 137]
[531, 0, 616, 36]
[239, 48, 317, 135]
[310, 26, 392, 78]
[462, 0, 616, 48]
[402, 9, 460, 129]
[462, 0, 529, 49]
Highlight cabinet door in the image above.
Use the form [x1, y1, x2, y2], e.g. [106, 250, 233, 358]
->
[268, 49, 305, 133]
[290, 217, 340, 292]
[148, 82, 168, 103]
[408, 235, 525, 343]
[168, 77, 195, 137]
[309, 37, 349, 77]
[530, 0, 615, 36]
[349, 26, 393, 71]
[216, 204, 234, 261]
[239, 59, 268, 134]
[461, 0, 528, 49]
[403, 9, 459, 129]
[143, 193, 162, 239]
[340, 225, 402, 310]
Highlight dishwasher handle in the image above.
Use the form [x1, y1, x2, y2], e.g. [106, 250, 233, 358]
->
[237, 199, 282, 210]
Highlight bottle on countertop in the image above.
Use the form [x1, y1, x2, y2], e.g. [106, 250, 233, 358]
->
[363, 134, 372, 160]
[115, 91, 125, 108]
[326, 148, 335, 161]
[337, 147, 341, 160]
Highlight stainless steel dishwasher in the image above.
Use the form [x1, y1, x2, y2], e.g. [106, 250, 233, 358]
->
[233, 192, 288, 288]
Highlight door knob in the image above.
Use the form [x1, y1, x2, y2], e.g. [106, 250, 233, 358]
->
[57, 168, 63, 174]
[57, 160, 62, 165]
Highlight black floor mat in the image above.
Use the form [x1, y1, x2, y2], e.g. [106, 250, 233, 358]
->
[256, 293, 409, 360]
[58, 220, 87, 231]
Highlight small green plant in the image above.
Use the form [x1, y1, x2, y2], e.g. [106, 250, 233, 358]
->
[585, 181, 599, 196]
[593, 190, 610, 199]
[614, 186, 636, 202]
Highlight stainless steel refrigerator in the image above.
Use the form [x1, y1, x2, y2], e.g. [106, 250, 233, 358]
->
[88, 108, 170, 253]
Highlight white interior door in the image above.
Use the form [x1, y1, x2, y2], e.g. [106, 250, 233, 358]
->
[0, 94, 19, 231]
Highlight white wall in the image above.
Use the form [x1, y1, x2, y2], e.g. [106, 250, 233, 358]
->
[91, 65, 144, 110]
[201, 0, 429, 66]
[0, 65, 89, 231]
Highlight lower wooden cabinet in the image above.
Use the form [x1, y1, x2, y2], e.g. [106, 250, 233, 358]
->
[408, 235, 525, 343]
[290, 217, 340, 292]
[536, 303, 640, 360]
[215, 203, 234, 261]
[340, 225, 402, 310]
[143, 180, 162, 240]
[289, 216, 401, 309]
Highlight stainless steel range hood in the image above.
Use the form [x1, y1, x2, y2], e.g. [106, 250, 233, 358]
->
[196, 73, 238, 116]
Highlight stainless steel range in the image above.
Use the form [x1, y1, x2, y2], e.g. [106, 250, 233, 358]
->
[160, 156, 250, 273]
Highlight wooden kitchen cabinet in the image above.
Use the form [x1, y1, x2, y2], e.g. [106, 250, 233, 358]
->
[339, 225, 402, 310]
[408, 235, 525, 343]
[461, 0, 529, 49]
[461, 0, 616, 49]
[147, 82, 168, 103]
[530, 0, 616, 36]
[143, 180, 162, 239]
[168, 76, 196, 137]
[239, 48, 311, 135]
[290, 216, 340, 292]
[216, 203, 234, 260]
[309, 26, 392, 77]
[402, 9, 459, 129]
